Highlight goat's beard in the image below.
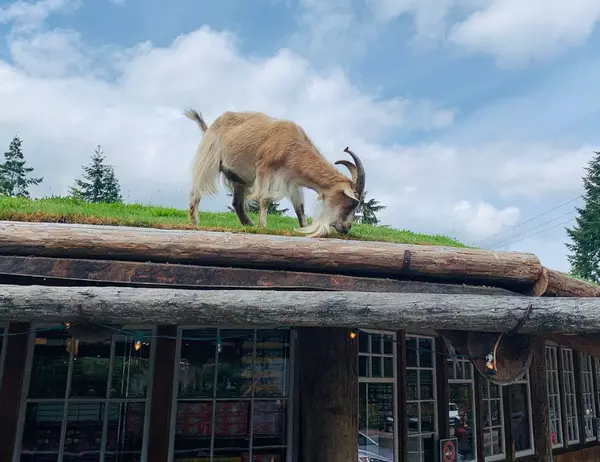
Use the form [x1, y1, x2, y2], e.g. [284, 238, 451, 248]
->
[295, 200, 337, 238]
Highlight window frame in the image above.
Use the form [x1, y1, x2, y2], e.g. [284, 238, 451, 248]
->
[545, 343, 565, 449]
[560, 347, 581, 445]
[358, 328, 399, 461]
[509, 372, 535, 458]
[579, 352, 596, 442]
[447, 354, 478, 462]
[480, 378, 505, 462]
[0, 323, 7, 389]
[13, 322, 157, 462]
[167, 325, 296, 462]
[406, 333, 438, 462]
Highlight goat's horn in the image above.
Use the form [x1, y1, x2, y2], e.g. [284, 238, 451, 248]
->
[343, 147, 365, 195]
[334, 160, 357, 184]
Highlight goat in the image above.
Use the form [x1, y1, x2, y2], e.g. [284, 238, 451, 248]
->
[184, 108, 365, 237]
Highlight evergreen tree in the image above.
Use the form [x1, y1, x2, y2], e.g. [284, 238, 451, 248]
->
[70, 145, 123, 203]
[566, 151, 600, 283]
[0, 136, 43, 197]
[356, 191, 386, 225]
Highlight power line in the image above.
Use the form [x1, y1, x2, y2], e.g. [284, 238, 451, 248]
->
[492, 217, 575, 250]
[475, 195, 582, 246]
[488, 208, 578, 249]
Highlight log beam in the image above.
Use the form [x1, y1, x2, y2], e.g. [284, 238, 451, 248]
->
[0, 221, 542, 285]
[1, 285, 600, 333]
[544, 269, 600, 297]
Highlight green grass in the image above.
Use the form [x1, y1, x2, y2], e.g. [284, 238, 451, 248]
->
[0, 195, 466, 247]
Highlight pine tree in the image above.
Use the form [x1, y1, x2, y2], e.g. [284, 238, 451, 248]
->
[356, 191, 386, 225]
[70, 145, 123, 203]
[0, 136, 43, 198]
[566, 151, 600, 283]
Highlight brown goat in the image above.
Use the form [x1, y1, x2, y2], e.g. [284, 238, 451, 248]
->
[184, 109, 365, 237]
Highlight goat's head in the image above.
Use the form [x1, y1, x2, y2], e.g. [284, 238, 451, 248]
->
[300, 147, 365, 237]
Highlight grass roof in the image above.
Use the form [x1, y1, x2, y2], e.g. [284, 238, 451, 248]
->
[0, 196, 465, 247]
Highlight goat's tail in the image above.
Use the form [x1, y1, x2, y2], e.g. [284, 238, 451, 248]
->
[184, 108, 208, 133]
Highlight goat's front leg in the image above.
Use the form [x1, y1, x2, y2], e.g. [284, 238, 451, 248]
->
[258, 198, 269, 228]
[290, 187, 307, 228]
[232, 184, 254, 227]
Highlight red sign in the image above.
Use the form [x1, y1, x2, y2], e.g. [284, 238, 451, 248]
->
[440, 439, 456, 462]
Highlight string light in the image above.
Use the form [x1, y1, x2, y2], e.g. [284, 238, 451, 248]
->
[349, 328, 359, 340]
[216, 335, 222, 353]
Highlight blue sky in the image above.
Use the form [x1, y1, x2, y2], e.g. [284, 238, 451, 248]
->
[0, 0, 599, 272]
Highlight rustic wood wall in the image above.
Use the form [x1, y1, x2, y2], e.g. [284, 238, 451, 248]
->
[554, 446, 600, 462]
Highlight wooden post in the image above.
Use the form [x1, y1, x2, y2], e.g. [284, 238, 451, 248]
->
[396, 330, 408, 462]
[530, 337, 553, 461]
[147, 325, 177, 462]
[503, 386, 515, 462]
[298, 327, 358, 462]
[0, 323, 30, 461]
[436, 337, 450, 441]
[473, 372, 485, 462]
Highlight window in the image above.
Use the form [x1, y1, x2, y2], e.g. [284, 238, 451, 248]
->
[171, 328, 293, 462]
[561, 348, 580, 444]
[358, 330, 397, 461]
[480, 379, 504, 461]
[508, 373, 534, 457]
[16, 325, 154, 461]
[580, 353, 596, 441]
[545, 345, 563, 447]
[406, 335, 436, 462]
[447, 355, 476, 462]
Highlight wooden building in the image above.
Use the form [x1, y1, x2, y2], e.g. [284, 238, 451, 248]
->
[0, 220, 600, 462]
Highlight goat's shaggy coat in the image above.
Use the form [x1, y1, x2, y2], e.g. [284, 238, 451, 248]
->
[184, 109, 365, 237]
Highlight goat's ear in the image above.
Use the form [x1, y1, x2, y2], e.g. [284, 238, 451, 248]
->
[342, 186, 359, 202]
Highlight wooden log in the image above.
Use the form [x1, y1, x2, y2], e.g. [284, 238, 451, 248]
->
[544, 268, 600, 297]
[2, 285, 600, 333]
[0, 221, 543, 285]
[298, 327, 358, 462]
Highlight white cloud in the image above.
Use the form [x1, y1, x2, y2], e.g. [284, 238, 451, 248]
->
[448, 0, 600, 66]
[0, 0, 79, 32]
[453, 200, 521, 240]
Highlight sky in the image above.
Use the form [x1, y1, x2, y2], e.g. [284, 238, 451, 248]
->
[0, 0, 599, 272]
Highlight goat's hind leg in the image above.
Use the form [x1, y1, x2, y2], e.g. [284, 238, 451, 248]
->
[290, 187, 307, 228]
[231, 184, 254, 227]
[258, 198, 269, 228]
[188, 189, 201, 225]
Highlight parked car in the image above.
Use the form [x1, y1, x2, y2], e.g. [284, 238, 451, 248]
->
[358, 432, 393, 462]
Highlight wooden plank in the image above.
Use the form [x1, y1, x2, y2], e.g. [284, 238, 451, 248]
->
[530, 337, 553, 462]
[147, 325, 177, 462]
[0, 323, 30, 461]
[0, 255, 519, 295]
[298, 327, 358, 462]
[0, 221, 543, 285]
[1, 285, 600, 332]
[545, 269, 600, 298]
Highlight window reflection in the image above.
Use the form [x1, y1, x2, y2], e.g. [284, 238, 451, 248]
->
[508, 378, 533, 454]
[447, 354, 476, 462]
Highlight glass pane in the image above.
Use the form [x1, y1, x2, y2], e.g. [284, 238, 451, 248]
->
[104, 402, 145, 460]
[449, 383, 475, 461]
[407, 403, 419, 434]
[70, 340, 111, 398]
[407, 370, 418, 400]
[216, 330, 255, 398]
[423, 435, 435, 462]
[20, 402, 63, 455]
[406, 337, 418, 367]
[359, 383, 368, 432]
[421, 401, 435, 433]
[383, 357, 394, 378]
[359, 356, 369, 377]
[254, 330, 289, 397]
[371, 356, 382, 378]
[509, 383, 532, 452]
[28, 330, 70, 398]
[213, 400, 251, 457]
[420, 370, 434, 400]
[174, 401, 212, 459]
[407, 437, 420, 462]
[359, 331, 369, 354]
[358, 382, 395, 461]
[383, 335, 394, 355]
[371, 334, 382, 355]
[490, 400, 501, 426]
[63, 402, 104, 457]
[110, 332, 152, 398]
[252, 400, 287, 447]
[483, 427, 503, 456]
[418, 338, 433, 368]
[179, 328, 217, 398]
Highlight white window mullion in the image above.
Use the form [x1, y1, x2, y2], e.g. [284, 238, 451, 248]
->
[57, 335, 76, 461]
